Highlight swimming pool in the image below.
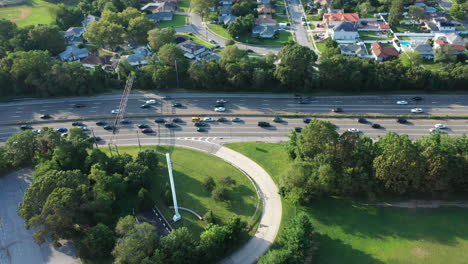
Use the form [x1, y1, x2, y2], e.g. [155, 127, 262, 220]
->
[400, 41, 410, 46]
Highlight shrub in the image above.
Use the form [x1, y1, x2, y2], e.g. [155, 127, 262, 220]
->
[203, 176, 216, 192]
[212, 186, 228, 201]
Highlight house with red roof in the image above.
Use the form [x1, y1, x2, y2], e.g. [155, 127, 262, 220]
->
[371, 42, 399, 62]
[323, 12, 360, 28]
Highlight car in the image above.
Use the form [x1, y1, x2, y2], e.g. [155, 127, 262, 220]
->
[80, 126, 89, 131]
[121, 119, 131, 124]
[429, 128, 445, 134]
[96, 121, 107, 126]
[172, 118, 183, 123]
[397, 118, 407, 124]
[192, 117, 201, 122]
[204, 117, 215, 122]
[138, 124, 150, 129]
[411, 108, 423, 113]
[371, 124, 381, 129]
[216, 99, 227, 103]
[172, 103, 182, 107]
[57, 127, 68, 133]
[162, 96, 171, 100]
[231, 117, 241, 122]
[396, 100, 408, 105]
[20, 125, 33, 130]
[103, 125, 114, 130]
[214, 107, 226, 112]
[294, 127, 302, 133]
[111, 109, 120, 114]
[358, 118, 367, 124]
[294, 93, 303, 97]
[194, 122, 206, 127]
[141, 128, 154, 133]
[258, 121, 270, 127]
[154, 118, 165, 123]
[164, 122, 176, 128]
[33, 129, 41, 134]
[217, 117, 227, 122]
[302, 22, 307, 26]
[303, 118, 311, 124]
[434, 124, 447, 129]
[272, 117, 282, 122]
[72, 121, 84, 126]
[146, 99, 157, 105]
[347, 128, 360, 133]
[94, 136, 102, 142]
[332, 107, 343, 113]
[214, 102, 225, 107]
[61, 133, 68, 137]
[40, 114, 51, 119]
[140, 104, 151, 108]
[209, 39, 217, 44]
[197, 127, 206, 132]
[411, 96, 423, 101]
[298, 100, 309, 104]
[74, 103, 86, 108]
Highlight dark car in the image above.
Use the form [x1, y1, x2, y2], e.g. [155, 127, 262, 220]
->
[303, 118, 311, 124]
[56, 127, 68, 133]
[372, 123, 381, 129]
[154, 118, 165, 123]
[141, 128, 154, 133]
[172, 118, 183, 123]
[72, 121, 84, 126]
[194, 122, 206, 127]
[40, 114, 51, 119]
[298, 100, 309, 104]
[332, 107, 343, 113]
[294, 93, 303, 97]
[358, 118, 367, 124]
[214, 102, 225, 107]
[411, 96, 423, 101]
[74, 103, 86, 108]
[197, 127, 206, 132]
[94, 136, 102, 142]
[164, 122, 176, 128]
[258, 121, 270, 127]
[217, 117, 227, 122]
[96, 121, 107, 126]
[103, 125, 114, 130]
[172, 103, 182, 107]
[397, 118, 407, 124]
[121, 119, 131, 124]
[20, 125, 33, 130]
[272, 117, 282, 123]
[138, 124, 150, 129]
[294, 127, 302, 133]
[140, 104, 151, 108]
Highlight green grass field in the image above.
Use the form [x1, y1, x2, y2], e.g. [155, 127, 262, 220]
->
[176, 0, 190, 12]
[158, 15, 187, 28]
[315, 41, 327, 53]
[101, 145, 258, 237]
[208, 24, 293, 46]
[0, 0, 55, 27]
[273, 14, 289, 23]
[359, 31, 393, 40]
[207, 24, 232, 39]
[225, 142, 468, 264]
[176, 32, 215, 47]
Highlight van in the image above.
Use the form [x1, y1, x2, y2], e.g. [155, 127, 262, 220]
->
[192, 117, 201, 122]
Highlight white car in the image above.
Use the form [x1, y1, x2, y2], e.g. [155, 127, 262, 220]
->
[396, 100, 408, 105]
[214, 107, 226, 112]
[146, 99, 157, 105]
[111, 109, 120, 114]
[347, 128, 360, 133]
[204, 117, 215, 122]
[429, 128, 439, 133]
[411, 108, 423, 113]
[434, 124, 446, 129]
[216, 99, 227, 103]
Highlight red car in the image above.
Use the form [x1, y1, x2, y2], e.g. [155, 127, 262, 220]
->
[141, 128, 154, 133]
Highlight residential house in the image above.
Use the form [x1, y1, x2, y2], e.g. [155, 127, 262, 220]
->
[327, 8, 344, 14]
[323, 12, 359, 28]
[256, 14, 277, 26]
[432, 18, 456, 32]
[257, 4, 272, 14]
[154, 0, 178, 5]
[371, 42, 399, 61]
[122, 47, 151, 67]
[218, 14, 237, 25]
[178, 40, 207, 59]
[58, 45, 89, 62]
[410, 43, 434, 59]
[446, 33, 465, 46]
[252, 25, 277, 38]
[414, 3, 437, 13]
[339, 43, 367, 57]
[433, 38, 465, 54]
[64, 27, 85, 44]
[328, 21, 358, 40]
[81, 55, 117, 71]
[357, 19, 390, 31]
[82, 15, 100, 30]
[147, 12, 174, 22]
[218, 5, 232, 16]
[141, 2, 175, 12]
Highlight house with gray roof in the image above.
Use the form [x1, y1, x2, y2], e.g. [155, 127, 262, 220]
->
[58, 45, 89, 62]
[218, 5, 232, 16]
[64, 27, 85, 44]
[147, 12, 174, 22]
[218, 15, 237, 25]
[252, 25, 277, 38]
[123, 47, 151, 67]
[328, 21, 358, 40]
[410, 43, 434, 59]
[339, 43, 367, 57]
[82, 15, 100, 30]
[178, 40, 206, 59]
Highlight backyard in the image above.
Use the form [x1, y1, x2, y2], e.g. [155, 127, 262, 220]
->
[359, 31, 393, 40]
[176, 0, 190, 12]
[226, 142, 468, 264]
[158, 15, 187, 28]
[208, 24, 293, 46]
[0, 0, 56, 27]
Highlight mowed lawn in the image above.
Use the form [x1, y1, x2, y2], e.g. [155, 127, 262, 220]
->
[158, 15, 186, 28]
[0, 0, 55, 27]
[226, 142, 468, 264]
[102, 145, 258, 237]
[176, 0, 190, 12]
[207, 24, 293, 46]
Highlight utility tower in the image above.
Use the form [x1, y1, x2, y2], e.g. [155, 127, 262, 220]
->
[166, 153, 181, 222]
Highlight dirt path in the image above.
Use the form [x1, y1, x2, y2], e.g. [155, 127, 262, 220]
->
[10, 8, 31, 22]
[366, 200, 468, 209]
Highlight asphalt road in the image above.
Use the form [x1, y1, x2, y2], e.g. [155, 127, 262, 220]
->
[1, 93, 468, 125]
[287, 0, 312, 48]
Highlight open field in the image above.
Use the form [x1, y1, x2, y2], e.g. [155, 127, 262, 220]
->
[102, 145, 258, 237]
[0, 0, 55, 27]
[159, 15, 187, 28]
[226, 142, 468, 264]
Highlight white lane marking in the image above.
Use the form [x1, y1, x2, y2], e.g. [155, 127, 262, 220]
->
[39, 109, 46, 112]
[12, 115, 20, 118]
[91, 106, 99, 109]
[89, 110, 97, 113]
[16, 107, 24, 109]
[43, 105, 51, 107]
[15, 111, 22, 113]
[93, 102, 101, 105]
[262, 104, 270, 106]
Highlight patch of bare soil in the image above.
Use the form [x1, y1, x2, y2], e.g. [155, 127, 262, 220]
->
[10, 8, 30, 21]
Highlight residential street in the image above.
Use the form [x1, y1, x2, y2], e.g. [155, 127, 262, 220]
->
[286, 0, 313, 48]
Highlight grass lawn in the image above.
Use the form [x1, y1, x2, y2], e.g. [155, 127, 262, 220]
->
[226, 142, 468, 264]
[158, 15, 187, 28]
[315, 41, 327, 53]
[238, 31, 293, 46]
[207, 24, 232, 39]
[176, 32, 215, 47]
[421, 60, 445, 71]
[273, 14, 289, 24]
[399, 36, 411, 40]
[359, 31, 393, 40]
[101, 145, 258, 237]
[0, 0, 56, 27]
[393, 24, 424, 33]
[176, 0, 190, 12]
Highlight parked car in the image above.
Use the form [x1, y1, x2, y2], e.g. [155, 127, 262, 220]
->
[396, 100, 408, 105]
[146, 99, 157, 105]
[72, 121, 84, 126]
[372, 123, 381, 129]
[214, 107, 226, 112]
[172, 118, 183, 123]
[347, 128, 360, 133]
[20, 125, 33, 130]
[94, 136, 102, 142]
[272, 117, 282, 122]
[397, 118, 407, 124]
[154, 118, 165, 123]
[358, 118, 367, 124]
[172, 103, 182, 107]
[209, 39, 217, 44]
[258, 121, 270, 127]
[216, 99, 227, 103]
[57, 127, 68, 133]
[138, 124, 150, 129]
[103, 125, 114, 130]
[294, 127, 302, 133]
[197, 127, 206, 132]
[303, 118, 311, 124]
[231, 117, 241, 122]
[141, 128, 154, 133]
[217, 117, 227, 122]
[40, 114, 51, 119]
[214, 102, 225, 107]
[96, 121, 107, 126]
[298, 100, 309, 104]
[80, 126, 89, 131]
[411, 108, 423, 113]
[332, 107, 343, 112]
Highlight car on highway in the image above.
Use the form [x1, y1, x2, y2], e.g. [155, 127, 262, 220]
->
[154, 118, 165, 123]
[216, 99, 227, 103]
[397, 118, 407, 124]
[140, 104, 151, 108]
[429, 128, 445, 134]
[272, 117, 282, 122]
[172, 103, 182, 107]
[204, 117, 215, 122]
[214, 102, 225, 107]
[138, 124, 150, 129]
[231, 117, 241, 122]
[74, 103, 86, 108]
[111, 109, 120, 114]
[294, 127, 302, 133]
[197, 127, 206, 132]
[103, 125, 114, 130]
[162, 96, 171, 100]
[146, 99, 157, 105]
[411, 97, 423, 101]
[194, 122, 207, 127]
[411, 108, 423, 113]
[20, 125, 33, 130]
[164, 122, 176, 128]
[298, 100, 309, 104]
[80, 126, 89, 131]
[57, 127, 68, 133]
[96, 121, 107, 126]
[434, 124, 447, 129]
[332, 107, 343, 113]
[192, 117, 201, 122]
[217, 117, 227, 122]
[40, 114, 51, 119]
[94, 136, 102, 142]
[258, 121, 270, 127]
[72, 121, 84, 126]
[396, 100, 408, 105]
[347, 128, 360, 133]
[121, 119, 131, 124]
[141, 128, 154, 133]
[172, 118, 183, 123]
[358, 118, 367, 124]
[303, 118, 311, 124]
[214, 107, 226, 112]
[371, 124, 381, 129]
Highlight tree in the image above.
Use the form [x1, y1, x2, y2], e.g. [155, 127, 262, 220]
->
[126, 16, 154, 44]
[296, 119, 339, 161]
[5, 130, 38, 167]
[158, 43, 187, 70]
[220, 176, 236, 186]
[434, 45, 457, 63]
[155, 227, 198, 264]
[191, 0, 215, 19]
[408, 5, 425, 22]
[147, 27, 176, 52]
[26, 25, 66, 56]
[124, 161, 152, 191]
[281, 213, 314, 258]
[135, 149, 159, 171]
[450, 3, 467, 20]
[112, 222, 159, 264]
[52, 4, 84, 30]
[358, 1, 375, 17]
[78, 223, 115, 259]
[84, 20, 125, 49]
[115, 215, 136, 236]
[275, 44, 317, 90]
[257, 249, 293, 264]
[197, 224, 230, 262]
[227, 14, 255, 37]
[212, 186, 228, 201]
[203, 176, 216, 192]
[399, 51, 423, 68]
[388, 0, 404, 26]
[203, 210, 216, 223]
